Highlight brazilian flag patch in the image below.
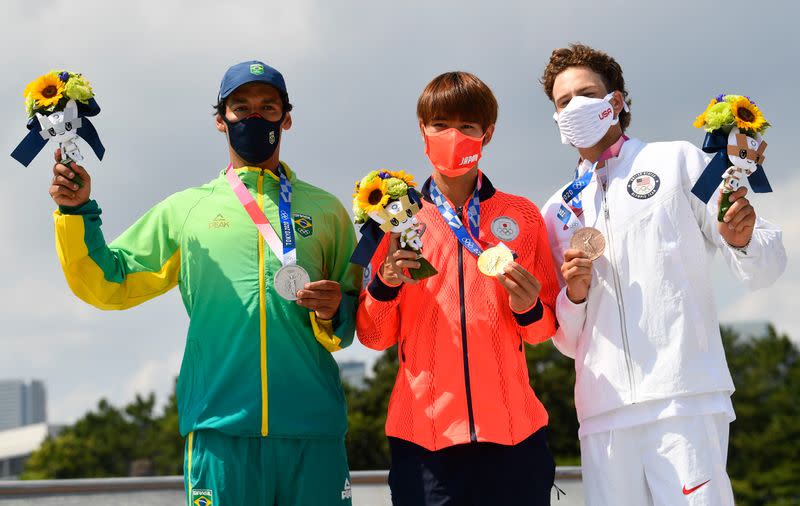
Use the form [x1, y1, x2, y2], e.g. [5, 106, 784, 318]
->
[293, 213, 313, 237]
[192, 490, 213, 506]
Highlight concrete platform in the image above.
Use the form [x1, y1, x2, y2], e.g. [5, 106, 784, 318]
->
[0, 468, 583, 505]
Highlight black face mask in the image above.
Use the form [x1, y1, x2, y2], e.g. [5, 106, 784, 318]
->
[223, 113, 283, 165]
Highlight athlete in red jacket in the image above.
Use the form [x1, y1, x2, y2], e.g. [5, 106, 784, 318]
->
[357, 71, 560, 505]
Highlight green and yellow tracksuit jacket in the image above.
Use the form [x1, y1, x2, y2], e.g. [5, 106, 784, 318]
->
[54, 163, 361, 439]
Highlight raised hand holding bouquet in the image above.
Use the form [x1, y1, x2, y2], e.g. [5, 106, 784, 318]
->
[350, 169, 438, 280]
[11, 70, 105, 187]
[691, 94, 772, 221]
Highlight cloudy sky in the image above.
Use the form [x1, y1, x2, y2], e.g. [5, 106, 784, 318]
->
[1, 0, 797, 424]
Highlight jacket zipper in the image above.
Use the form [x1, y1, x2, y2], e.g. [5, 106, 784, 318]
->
[456, 206, 478, 442]
[600, 177, 636, 402]
[257, 169, 269, 435]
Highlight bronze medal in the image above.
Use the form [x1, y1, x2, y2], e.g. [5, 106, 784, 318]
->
[569, 227, 606, 261]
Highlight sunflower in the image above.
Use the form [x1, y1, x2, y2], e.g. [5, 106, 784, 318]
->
[731, 96, 767, 133]
[355, 178, 390, 213]
[24, 73, 65, 109]
[389, 170, 416, 187]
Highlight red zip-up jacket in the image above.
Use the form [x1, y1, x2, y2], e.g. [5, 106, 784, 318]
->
[356, 173, 559, 451]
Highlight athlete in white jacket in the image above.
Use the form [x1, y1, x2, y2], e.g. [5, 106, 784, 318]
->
[539, 44, 786, 506]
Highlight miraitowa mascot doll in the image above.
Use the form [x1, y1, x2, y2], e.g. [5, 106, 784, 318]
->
[10, 70, 105, 187]
[350, 169, 438, 280]
[691, 94, 772, 221]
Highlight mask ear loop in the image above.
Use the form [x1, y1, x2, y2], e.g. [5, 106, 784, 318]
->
[606, 92, 629, 126]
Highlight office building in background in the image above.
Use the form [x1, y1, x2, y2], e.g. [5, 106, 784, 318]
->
[0, 380, 47, 431]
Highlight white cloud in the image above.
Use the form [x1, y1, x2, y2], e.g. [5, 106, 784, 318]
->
[50, 381, 116, 425]
[123, 351, 182, 404]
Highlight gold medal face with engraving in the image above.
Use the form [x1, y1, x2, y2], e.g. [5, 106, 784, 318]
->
[569, 226, 606, 261]
[478, 245, 514, 276]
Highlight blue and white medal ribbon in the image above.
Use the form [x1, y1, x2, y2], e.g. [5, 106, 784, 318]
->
[429, 178, 483, 258]
[556, 161, 597, 230]
[276, 167, 297, 265]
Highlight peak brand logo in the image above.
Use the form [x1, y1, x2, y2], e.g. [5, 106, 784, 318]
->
[208, 214, 230, 229]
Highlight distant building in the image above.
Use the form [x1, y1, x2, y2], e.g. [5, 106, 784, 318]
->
[0, 380, 47, 431]
[338, 361, 366, 390]
[0, 423, 62, 479]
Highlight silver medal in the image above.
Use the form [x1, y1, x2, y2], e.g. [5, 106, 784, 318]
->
[274, 264, 311, 301]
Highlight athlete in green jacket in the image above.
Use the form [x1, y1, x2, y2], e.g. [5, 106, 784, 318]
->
[48, 60, 361, 506]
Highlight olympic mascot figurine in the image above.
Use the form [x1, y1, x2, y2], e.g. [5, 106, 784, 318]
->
[350, 169, 438, 280]
[691, 94, 772, 221]
[11, 70, 105, 187]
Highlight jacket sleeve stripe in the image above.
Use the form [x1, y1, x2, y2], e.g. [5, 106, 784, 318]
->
[309, 312, 343, 352]
[55, 211, 180, 310]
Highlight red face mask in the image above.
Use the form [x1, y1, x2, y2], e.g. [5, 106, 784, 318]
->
[424, 128, 484, 177]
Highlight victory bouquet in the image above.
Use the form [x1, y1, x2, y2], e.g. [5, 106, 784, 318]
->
[11, 70, 105, 187]
[691, 94, 772, 221]
[349, 170, 438, 280]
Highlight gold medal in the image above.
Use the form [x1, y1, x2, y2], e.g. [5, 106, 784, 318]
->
[478, 244, 514, 276]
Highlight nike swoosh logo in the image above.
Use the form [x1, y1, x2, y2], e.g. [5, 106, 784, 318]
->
[683, 480, 710, 495]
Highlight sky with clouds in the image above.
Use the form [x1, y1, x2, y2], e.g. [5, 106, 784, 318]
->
[1, 0, 797, 424]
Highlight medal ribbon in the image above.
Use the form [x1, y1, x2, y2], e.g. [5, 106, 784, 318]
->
[557, 135, 629, 230]
[225, 164, 297, 266]
[557, 161, 597, 230]
[429, 177, 483, 258]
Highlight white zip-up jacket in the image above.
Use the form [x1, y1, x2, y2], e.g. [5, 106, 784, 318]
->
[541, 137, 786, 425]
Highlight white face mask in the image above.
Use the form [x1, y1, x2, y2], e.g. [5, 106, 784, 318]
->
[553, 92, 627, 149]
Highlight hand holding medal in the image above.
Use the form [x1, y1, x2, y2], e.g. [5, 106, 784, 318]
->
[495, 260, 543, 313]
[561, 226, 604, 304]
[295, 280, 343, 320]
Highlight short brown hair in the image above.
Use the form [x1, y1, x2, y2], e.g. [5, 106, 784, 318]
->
[540, 44, 632, 131]
[417, 72, 498, 130]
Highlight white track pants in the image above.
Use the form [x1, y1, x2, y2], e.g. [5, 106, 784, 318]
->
[580, 414, 734, 506]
